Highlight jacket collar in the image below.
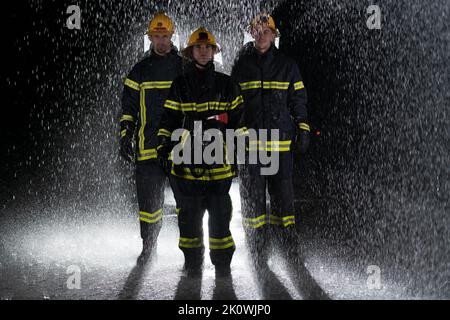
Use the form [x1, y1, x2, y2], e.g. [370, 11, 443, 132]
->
[185, 60, 215, 88]
[147, 44, 179, 58]
[251, 42, 277, 66]
[185, 60, 215, 73]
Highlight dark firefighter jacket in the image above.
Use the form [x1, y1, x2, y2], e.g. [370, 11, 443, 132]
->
[231, 42, 309, 153]
[157, 62, 245, 181]
[120, 47, 183, 162]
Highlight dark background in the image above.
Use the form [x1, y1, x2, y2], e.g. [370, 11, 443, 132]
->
[1, 0, 448, 297]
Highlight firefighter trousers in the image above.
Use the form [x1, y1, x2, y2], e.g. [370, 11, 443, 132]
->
[136, 162, 166, 244]
[238, 152, 298, 264]
[169, 176, 235, 267]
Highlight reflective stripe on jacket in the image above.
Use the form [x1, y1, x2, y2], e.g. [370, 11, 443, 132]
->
[157, 62, 245, 181]
[120, 48, 183, 161]
[231, 43, 309, 151]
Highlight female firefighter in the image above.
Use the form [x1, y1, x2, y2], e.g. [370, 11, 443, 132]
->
[156, 27, 245, 277]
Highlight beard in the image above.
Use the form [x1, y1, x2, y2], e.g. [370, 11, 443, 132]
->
[154, 43, 170, 55]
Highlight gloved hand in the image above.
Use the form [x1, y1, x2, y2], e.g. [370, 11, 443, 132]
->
[157, 143, 172, 175]
[120, 133, 135, 163]
[295, 130, 310, 154]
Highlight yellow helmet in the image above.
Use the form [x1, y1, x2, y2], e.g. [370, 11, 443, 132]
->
[186, 27, 218, 49]
[248, 13, 280, 37]
[146, 13, 174, 35]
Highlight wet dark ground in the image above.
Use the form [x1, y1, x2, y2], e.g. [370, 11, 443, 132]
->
[0, 182, 434, 300]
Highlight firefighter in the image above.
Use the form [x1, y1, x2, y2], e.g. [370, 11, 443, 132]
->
[156, 27, 245, 277]
[231, 13, 310, 267]
[119, 13, 183, 264]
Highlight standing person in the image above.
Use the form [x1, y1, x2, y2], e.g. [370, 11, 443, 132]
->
[231, 13, 310, 267]
[156, 27, 245, 277]
[120, 13, 183, 264]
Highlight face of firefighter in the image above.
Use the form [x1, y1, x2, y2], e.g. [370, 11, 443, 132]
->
[192, 44, 215, 67]
[252, 24, 276, 54]
[149, 34, 172, 56]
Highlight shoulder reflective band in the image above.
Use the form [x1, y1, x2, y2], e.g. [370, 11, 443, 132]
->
[179, 237, 203, 249]
[140, 81, 173, 89]
[299, 122, 310, 132]
[243, 214, 267, 229]
[137, 148, 157, 161]
[294, 81, 305, 91]
[157, 128, 172, 137]
[120, 114, 134, 122]
[120, 129, 127, 138]
[269, 214, 295, 227]
[139, 209, 163, 224]
[125, 78, 140, 91]
[209, 236, 235, 249]
[239, 81, 290, 91]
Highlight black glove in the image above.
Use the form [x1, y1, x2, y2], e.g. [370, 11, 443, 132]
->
[157, 140, 173, 175]
[120, 133, 135, 163]
[295, 130, 310, 154]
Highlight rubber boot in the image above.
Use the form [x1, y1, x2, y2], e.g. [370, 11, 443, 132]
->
[276, 226, 303, 265]
[183, 248, 204, 277]
[137, 238, 157, 265]
[215, 264, 232, 278]
[245, 227, 270, 270]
